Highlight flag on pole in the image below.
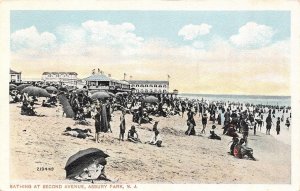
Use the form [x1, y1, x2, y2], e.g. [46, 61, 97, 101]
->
[167, 74, 171, 80]
[92, 69, 95, 75]
[124, 73, 127, 80]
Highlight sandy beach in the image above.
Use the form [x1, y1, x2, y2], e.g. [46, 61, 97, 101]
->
[9, 101, 291, 184]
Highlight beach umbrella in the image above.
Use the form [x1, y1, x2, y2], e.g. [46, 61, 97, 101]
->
[65, 148, 109, 179]
[21, 86, 50, 97]
[107, 92, 116, 97]
[143, 96, 159, 103]
[90, 90, 101, 94]
[9, 84, 17, 90]
[45, 86, 58, 93]
[90, 92, 110, 100]
[17, 84, 32, 91]
[76, 88, 88, 94]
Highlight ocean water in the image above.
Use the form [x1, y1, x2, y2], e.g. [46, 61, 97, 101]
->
[179, 93, 291, 107]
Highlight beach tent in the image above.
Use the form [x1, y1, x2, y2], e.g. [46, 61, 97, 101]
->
[21, 86, 50, 97]
[65, 148, 109, 179]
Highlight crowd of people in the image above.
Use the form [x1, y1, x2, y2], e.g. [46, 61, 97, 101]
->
[9, 82, 292, 160]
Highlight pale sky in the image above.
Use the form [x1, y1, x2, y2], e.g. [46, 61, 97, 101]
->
[10, 11, 290, 95]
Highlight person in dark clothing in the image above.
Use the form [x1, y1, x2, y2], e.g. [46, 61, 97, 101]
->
[230, 137, 239, 155]
[153, 121, 159, 132]
[242, 120, 250, 146]
[276, 117, 280, 135]
[201, 112, 208, 134]
[285, 118, 290, 129]
[94, 107, 101, 143]
[127, 125, 141, 143]
[217, 112, 222, 125]
[42, 100, 52, 107]
[234, 138, 256, 161]
[265, 114, 273, 135]
[181, 101, 186, 118]
[106, 100, 112, 133]
[223, 109, 231, 134]
[138, 106, 143, 125]
[62, 127, 92, 139]
[208, 125, 221, 140]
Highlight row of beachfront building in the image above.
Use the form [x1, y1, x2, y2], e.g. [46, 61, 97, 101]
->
[10, 69, 178, 94]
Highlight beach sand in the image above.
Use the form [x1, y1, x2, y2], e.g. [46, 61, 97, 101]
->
[9, 102, 291, 184]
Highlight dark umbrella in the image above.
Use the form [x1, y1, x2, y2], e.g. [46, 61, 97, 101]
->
[90, 92, 110, 100]
[21, 86, 50, 97]
[9, 84, 17, 90]
[58, 87, 68, 92]
[17, 84, 32, 91]
[143, 96, 159, 103]
[76, 88, 88, 94]
[45, 86, 58, 93]
[65, 148, 109, 178]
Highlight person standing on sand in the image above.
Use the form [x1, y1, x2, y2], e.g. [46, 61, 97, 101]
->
[94, 107, 101, 143]
[224, 109, 231, 128]
[181, 101, 186, 118]
[106, 99, 112, 133]
[265, 114, 272, 135]
[100, 101, 109, 133]
[119, 110, 126, 141]
[201, 111, 208, 134]
[276, 117, 280, 135]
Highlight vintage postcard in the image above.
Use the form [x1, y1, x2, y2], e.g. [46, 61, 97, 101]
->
[1, 0, 300, 191]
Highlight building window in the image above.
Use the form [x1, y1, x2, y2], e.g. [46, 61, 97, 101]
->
[158, 85, 162, 87]
[163, 85, 166, 88]
[149, 84, 153, 87]
[145, 89, 148, 93]
[140, 84, 144, 87]
[154, 85, 157, 87]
